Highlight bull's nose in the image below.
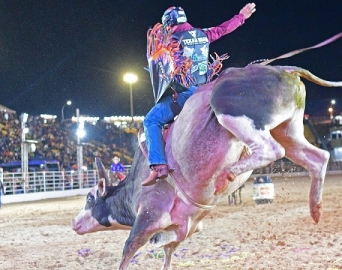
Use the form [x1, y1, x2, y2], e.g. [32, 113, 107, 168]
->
[71, 219, 80, 231]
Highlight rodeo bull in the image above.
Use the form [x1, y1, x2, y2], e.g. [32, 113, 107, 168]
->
[72, 64, 342, 270]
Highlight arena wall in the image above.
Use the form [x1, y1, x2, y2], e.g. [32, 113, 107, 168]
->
[2, 188, 91, 204]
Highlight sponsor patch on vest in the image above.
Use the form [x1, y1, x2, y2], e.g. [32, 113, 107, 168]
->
[200, 45, 209, 57]
[183, 47, 194, 58]
[191, 64, 198, 74]
[182, 36, 209, 46]
[198, 62, 208, 75]
[191, 53, 206, 62]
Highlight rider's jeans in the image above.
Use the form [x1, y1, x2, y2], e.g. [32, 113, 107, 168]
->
[144, 86, 198, 166]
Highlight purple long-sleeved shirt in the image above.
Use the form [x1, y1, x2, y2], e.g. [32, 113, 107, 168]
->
[171, 14, 245, 43]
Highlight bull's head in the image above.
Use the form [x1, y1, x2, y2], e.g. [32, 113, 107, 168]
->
[71, 158, 134, 235]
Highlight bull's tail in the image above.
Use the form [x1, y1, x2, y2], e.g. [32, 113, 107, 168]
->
[280, 66, 342, 87]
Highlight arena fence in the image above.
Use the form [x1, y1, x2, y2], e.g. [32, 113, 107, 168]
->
[1, 161, 342, 205]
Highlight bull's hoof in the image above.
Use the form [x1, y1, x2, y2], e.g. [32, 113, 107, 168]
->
[310, 201, 323, 223]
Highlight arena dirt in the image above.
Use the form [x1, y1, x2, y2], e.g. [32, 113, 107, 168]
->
[1, 175, 341, 269]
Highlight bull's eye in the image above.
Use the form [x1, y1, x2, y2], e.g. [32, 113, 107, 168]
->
[86, 194, 94, 204]
[84, 193, 95, 210]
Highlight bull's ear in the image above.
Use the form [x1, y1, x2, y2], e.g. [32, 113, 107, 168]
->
[95, 157, 111, 187]
[97, 178, 108, 197]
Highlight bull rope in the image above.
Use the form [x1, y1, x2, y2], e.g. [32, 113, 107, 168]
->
[169, 171, 217, 210]
[259, 32, 342, 66]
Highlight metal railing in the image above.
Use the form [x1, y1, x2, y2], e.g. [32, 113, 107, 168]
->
[1, 161, 342, 196]
[1, 170, 99, 195]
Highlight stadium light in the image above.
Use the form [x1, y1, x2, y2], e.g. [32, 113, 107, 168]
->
[123, 73, 138, 123]
[20, 113, 29, 190]
[328, 107, 333, 120]
[76, 108, 84, 188]
[61, 100, 72, 123]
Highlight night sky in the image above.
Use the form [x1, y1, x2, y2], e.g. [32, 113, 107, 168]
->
[1, 0, 341, 119]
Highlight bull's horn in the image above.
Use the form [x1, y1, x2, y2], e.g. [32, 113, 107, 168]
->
[95, 157, 111, 187]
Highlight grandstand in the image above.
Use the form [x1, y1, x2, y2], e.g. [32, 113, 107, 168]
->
[0, 109, 342, 204]
[1, 109, 341, 169]
[0, 110, 141, 171]
[3, 108, 342, 161]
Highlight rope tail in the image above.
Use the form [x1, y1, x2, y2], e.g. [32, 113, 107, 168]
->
[259, 32, 342, 66]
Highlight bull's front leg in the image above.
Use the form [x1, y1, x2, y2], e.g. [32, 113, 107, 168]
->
[118, 211, 172, 269]
[162, 242, 180, 270]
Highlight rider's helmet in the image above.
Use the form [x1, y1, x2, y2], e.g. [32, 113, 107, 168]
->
[161, 7, 187, 28]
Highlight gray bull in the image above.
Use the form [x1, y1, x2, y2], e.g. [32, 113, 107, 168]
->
[72, 64, 342, 270]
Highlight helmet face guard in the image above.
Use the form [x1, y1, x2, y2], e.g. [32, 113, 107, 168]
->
[162, 6, 187, 28]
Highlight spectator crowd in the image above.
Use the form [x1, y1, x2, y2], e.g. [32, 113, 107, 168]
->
[0, 110, 140, 171]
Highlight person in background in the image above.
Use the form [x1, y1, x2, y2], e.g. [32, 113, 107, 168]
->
[0, 180, 5, 209]
[142, 3, 256, 186]
[110, 156, 126, 182]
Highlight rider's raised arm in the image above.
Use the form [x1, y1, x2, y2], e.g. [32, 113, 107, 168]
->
[203, 3, 256, 43]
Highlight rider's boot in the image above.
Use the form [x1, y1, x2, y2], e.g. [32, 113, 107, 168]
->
[142, 164, 169, 186]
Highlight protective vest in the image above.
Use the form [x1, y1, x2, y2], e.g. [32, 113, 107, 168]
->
[147, 23, 218, 104]
[172, 28, 210, 86]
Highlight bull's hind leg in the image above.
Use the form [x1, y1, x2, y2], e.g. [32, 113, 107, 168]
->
[271, 118, 330, 223]
[216, 114, 285, 180]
